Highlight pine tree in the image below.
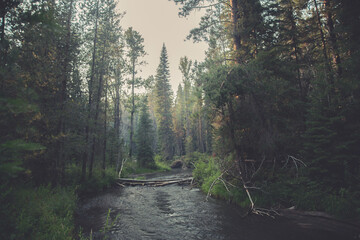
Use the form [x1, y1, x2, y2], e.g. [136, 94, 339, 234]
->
[136, 98, 155, 169]
[154, 44, 175, 160]
[173, 84, 185, 156]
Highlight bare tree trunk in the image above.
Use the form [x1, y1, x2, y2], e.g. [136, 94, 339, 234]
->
[114, 70, 121, 141]
[114, 68, 122, 172]
[1, 15, 6, 70]
[81, 0, 99, 181]
[129, 60, 135, 157]
[102, 76, 108, 177]
[113, 69, 121, 167]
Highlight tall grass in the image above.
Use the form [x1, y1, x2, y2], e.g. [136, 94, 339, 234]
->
[1, 185, 76, 240]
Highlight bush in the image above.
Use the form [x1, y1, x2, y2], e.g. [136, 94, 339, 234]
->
[184, 152, 208, 168]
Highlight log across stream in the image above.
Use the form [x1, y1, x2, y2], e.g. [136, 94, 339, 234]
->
[76, 169, 360, 240]
[116, 177, 193, 187]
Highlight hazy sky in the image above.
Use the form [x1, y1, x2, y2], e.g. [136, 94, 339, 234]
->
[116, 0, 208, 93]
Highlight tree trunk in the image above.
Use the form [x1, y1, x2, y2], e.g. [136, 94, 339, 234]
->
[102, 76, 108, 177]
[113, 69, 121, 167]
[314, 0, 334, 105]
[287, 0, 303, 97]
[57, 0, 73, 183]
[81, 0, 99, 181]
[314, 0, 332, 76]
[324, 0, 342, 76]
[114, 70, 121, 141]
[129, 60, 135, 157]
[230, 0, 241, 63]
[89, 29, 107, 178]
[1, 15, 5, 69]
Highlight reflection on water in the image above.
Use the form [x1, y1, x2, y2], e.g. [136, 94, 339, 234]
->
[76, 170, 359, 240]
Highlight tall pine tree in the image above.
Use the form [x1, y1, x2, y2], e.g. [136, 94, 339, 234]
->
[136, 97, 155, 168]
[154, 44, 175, 160]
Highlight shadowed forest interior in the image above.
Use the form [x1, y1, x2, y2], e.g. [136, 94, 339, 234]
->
[1, 0, 360, 239]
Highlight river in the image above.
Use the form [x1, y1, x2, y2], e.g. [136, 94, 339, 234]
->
[76, 170, 359, 240]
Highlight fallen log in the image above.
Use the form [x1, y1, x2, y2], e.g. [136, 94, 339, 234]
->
[117, 177, 193, 187]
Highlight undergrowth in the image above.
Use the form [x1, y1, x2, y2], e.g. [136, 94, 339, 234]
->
[1, 184, 76, 240]
[192, 152, 360, 219]
[0, 164, 119, 240]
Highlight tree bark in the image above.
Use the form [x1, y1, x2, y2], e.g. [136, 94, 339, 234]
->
[129, 59, 135, 157]
[113, 68, 121, 168]
[1, 15, 5, 68]
[102, 75, 108, 177]
[114, 70, 123, 173]
[88, 34, 107, 178]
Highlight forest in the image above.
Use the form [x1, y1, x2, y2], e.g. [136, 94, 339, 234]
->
[1, 0, 359, 239]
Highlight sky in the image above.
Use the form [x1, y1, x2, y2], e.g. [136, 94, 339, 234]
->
[116, 0, 208, 93]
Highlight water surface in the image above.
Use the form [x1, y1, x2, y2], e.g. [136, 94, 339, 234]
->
[76, 170, 359, 240]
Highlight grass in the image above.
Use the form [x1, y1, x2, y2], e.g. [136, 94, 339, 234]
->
[1, 184, 77, 240]
[154, 155, 171, 171]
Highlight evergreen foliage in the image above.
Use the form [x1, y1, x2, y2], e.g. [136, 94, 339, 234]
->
[173, 0, 360, 218]
[0, 1, 360, 238]
[136, 98, 155, 169]
[154, 44, 175, 160]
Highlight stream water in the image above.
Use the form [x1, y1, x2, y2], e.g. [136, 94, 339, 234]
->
[76, 170, 359, 240]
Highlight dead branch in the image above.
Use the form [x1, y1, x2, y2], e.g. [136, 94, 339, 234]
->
[288, 155, 307, 167]
[116, 182, 125, 188]
[252, 207, 280, 218]
[206, 172, 225, 201]
[219, 178, 230, 193]
[118, 157, 128, 178]
[251, 155, 266, 179]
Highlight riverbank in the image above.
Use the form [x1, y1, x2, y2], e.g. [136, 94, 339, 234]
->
[0, 165, 119, 239]
[76, 169, 360, 240]
[190, 152, 360, 223]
